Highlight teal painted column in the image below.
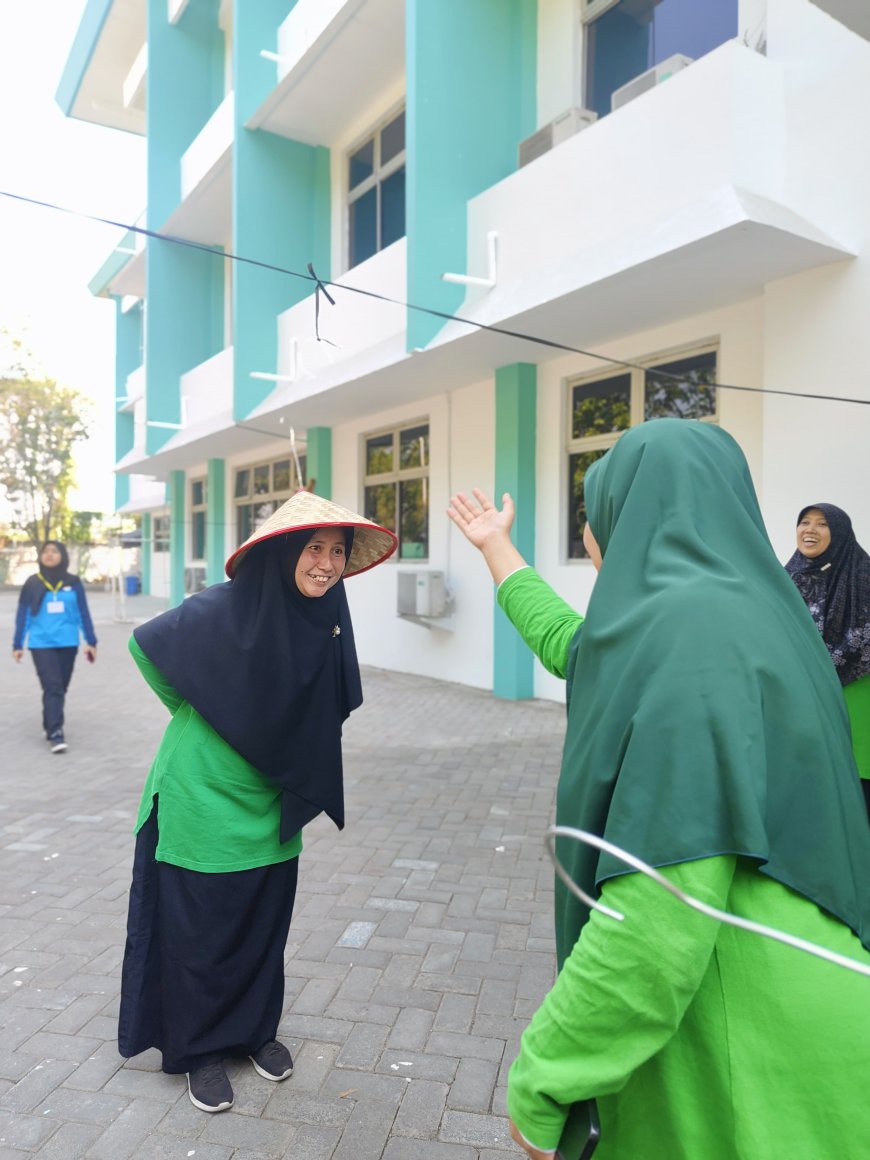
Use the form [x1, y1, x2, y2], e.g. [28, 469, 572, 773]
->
[233, 1, 330, 418]
[206, 457, 226, 585]
[306, 427, 332, 499]
[141, 512, 152, 595]
[146, 0, 225, 453]
[406, 0, 536, 350]
[114, 299, 143, 510]
[169, 470, 186, 607]
[493, 363, 537, 700]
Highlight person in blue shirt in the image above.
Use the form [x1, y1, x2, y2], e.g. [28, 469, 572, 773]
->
[12, 540, 97, 753]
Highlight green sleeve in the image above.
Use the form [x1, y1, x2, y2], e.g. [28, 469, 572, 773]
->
[496, 567, 583, 679]
[507, 855, 737, 1151]
[129, 635, 184, 715]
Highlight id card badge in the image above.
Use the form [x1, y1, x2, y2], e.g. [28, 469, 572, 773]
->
[46, 600, 65, 614]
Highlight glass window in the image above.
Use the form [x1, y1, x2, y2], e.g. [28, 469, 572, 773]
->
[253, 464, 270, 495]
[233, 454, 303, 548]
[153, 515, 170, 553]
[234, 469, 250, 499]
[584, 0, 738, 119]
[191, 479, 205, 506]
[571, 374, 631, 439]
[190, 477, 207, 561]
[566, 345, 718, 559]
[644, 351, 717, 420]
[363, 421, 429, 562]
[347, 106, 406, 270]
[568, 449, 609, 559]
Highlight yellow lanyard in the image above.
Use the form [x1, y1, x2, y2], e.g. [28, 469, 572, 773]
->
[38, 574, 63, 595]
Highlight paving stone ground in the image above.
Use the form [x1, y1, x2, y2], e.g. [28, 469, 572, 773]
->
[0, 590, 565, 1159]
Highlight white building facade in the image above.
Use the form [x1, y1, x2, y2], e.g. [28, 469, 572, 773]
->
[58, 0, 870, 701]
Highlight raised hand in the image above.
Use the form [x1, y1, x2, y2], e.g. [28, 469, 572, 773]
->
[447, 489, 515, 550]
[447, 488, 527, 586]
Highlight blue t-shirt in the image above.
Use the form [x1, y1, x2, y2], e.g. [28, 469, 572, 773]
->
[14, 580, 97, 650]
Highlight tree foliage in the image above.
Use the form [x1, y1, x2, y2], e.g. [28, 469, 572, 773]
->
[0, 334, 91, 551]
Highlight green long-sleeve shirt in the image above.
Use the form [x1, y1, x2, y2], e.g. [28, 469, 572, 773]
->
[130, 636, 302, 872]
[497, 568, 870, 1159]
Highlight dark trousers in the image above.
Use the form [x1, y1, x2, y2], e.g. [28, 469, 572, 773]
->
[30, 647, 77, 737]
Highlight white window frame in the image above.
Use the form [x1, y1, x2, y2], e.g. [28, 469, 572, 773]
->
[564, 341, 719, 561]
[361, 418, 429, 562]
[345, 103, 406, 271]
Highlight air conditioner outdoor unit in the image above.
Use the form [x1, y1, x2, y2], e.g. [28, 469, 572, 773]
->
[397, 570, 449, 619]
[184, 565, 207, 596]
[518, 107, 598, 168]
[611, 54, 693, 112]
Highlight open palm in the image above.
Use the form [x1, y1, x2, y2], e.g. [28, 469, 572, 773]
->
[447, 489, 515, 551]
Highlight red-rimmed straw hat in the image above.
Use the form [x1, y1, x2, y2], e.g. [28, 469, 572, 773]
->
[224, 490, 397, 580]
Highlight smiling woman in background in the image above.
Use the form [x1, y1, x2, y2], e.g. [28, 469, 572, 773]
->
[786, 504, 870, 819]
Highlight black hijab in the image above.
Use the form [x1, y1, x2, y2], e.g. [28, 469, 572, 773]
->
[22, 541, 75, 615]
[133, 528, 362, 842]
[785, 503, 870, 687]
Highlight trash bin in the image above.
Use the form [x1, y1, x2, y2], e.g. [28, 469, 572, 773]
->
[125, 575, 140, 596]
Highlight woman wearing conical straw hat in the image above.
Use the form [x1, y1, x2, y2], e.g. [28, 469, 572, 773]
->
[117, 491, 395, 1113]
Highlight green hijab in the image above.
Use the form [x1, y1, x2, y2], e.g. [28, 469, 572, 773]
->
[555, 419, 870, 966]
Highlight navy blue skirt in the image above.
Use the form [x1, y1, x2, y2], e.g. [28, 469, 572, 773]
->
[118, 805, 299, 1074]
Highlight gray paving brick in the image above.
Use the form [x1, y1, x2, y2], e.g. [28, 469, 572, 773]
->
[0, 1111, 60, 1150]
[446, 1057, 499, 1112]
[0, 594, 566, 1160]
[439, 1109, 515, 1150]
[394, 1078, 449, 1137]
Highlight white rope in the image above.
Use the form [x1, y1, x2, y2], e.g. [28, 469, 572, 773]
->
[546, 826, 870, 979]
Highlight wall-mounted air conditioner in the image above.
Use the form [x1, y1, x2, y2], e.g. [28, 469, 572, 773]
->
[397, 570, 452, 626]
[184, 565, 207, 596]
[611, 54, 693, 112]
[518, 107, 598, 168]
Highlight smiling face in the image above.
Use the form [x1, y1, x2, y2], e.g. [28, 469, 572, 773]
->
[294, 528, 348, 597]
[796, 508, 832, 559]
[39, 544, 62, 568]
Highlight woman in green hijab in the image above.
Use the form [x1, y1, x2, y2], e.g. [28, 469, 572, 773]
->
[448, 419, 870, 1160]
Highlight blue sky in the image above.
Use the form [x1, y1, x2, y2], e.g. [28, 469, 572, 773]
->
[0, 1, 146, 513]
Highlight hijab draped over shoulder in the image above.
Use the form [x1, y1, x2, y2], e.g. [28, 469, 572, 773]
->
[555, 419, 870, 966]
[785, 503, 870, 687]
[133, 529, 362, 842]
[21, 541, 76, 615]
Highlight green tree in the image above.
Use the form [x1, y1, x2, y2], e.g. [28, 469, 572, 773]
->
[0, 335, 91, 552]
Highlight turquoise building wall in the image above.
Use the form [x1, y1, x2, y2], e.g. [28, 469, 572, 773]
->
[113, 299, 143, 510]
[406, 0, 536, 350]
[493, 363, 537, 699]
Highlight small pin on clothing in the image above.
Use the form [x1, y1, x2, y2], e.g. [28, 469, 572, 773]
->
[332, 625, 341, 637]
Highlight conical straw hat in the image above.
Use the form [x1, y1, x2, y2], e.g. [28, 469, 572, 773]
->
[225, 490, 397, 579]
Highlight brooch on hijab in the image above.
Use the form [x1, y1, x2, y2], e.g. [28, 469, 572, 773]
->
[332, 625, 341, 637]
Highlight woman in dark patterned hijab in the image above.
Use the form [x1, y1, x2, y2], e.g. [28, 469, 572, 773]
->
[786, 503, 870, 814]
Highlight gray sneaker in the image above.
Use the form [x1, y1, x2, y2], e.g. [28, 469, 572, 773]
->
[48, 733, 67, 754]
[187, 1061, 233, 1112]
[249, 1040, 294, 1081]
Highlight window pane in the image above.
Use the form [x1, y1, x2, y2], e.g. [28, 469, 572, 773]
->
[191, 480, 204, 506]
[234, 469, 250, 499]
[237, 503, 254, 545]
[380, 166, 406, 249]
[571, 373, 631, 439]
[644, 352, 717, 420]
[568, 449, 609, 559]
[365, 483, 396, 532]
[273, 459, 291, 492]
[253, 465, 270, 495]
[400, 478, 428, 559]
[381, 110, 405, 165]
[349, 137, 374, 190]
[192, 510, 206, 560]
[586, 0, 737, 118]
[349, 186, 377, 268]
[366, 433, 394, 475]
[399, 424, 429, 469]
